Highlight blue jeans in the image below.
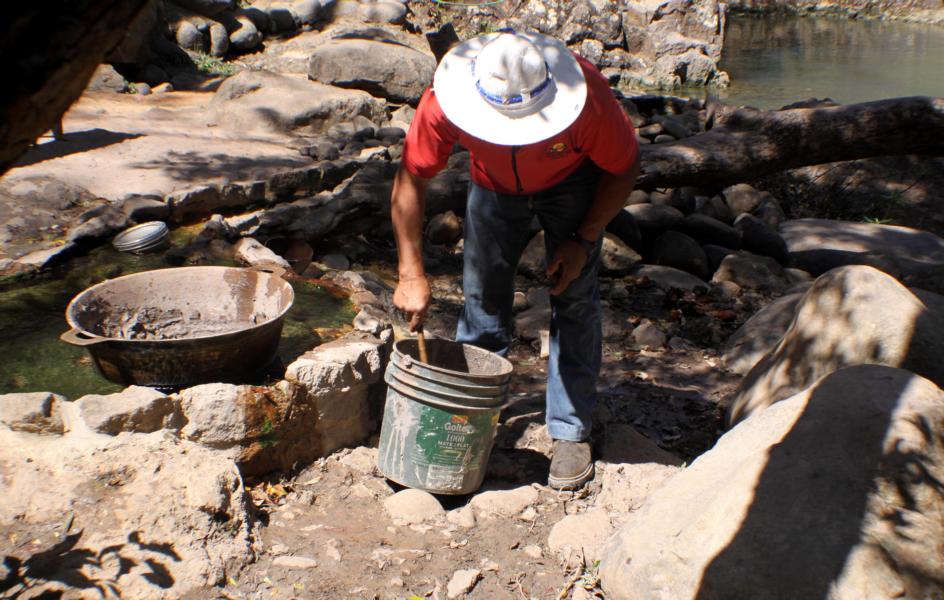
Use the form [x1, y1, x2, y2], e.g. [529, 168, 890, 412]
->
[456, 165, 603, 442]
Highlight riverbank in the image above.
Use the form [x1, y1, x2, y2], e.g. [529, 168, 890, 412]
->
[728, 0, 944, 25]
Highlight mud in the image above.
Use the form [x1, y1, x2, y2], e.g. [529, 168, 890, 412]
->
[95, 305, 271, 340]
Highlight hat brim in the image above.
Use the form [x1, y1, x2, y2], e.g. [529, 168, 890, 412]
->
[433, 32, 587, 146]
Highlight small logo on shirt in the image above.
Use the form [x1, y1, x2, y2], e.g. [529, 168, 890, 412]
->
[547, 142, 568, 156]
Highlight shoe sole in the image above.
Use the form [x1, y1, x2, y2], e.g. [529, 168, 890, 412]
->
[547, 461, 595, 491]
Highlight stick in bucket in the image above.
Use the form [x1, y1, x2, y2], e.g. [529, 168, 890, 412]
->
[416, 325, 429, 364]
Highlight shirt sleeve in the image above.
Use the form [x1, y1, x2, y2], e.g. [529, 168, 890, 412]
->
[401, 88, 461, 179]
[575, 59, 639, 175]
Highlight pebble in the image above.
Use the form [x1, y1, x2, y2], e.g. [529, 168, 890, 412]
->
[321, 253, 350, 270]
[389, 577, 404, 587]
[522, 545, 543, 559]
[325, 539, 341, 562]
[519, 506, 538, 522]
[272, 555, 318, 569]
[268, 543, 289, 556]
[447, 569, 482, 599]
[383, 489, 445, 524]
[446, 505, 476, 528]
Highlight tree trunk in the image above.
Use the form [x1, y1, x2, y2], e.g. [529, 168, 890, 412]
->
[0, 2, 152, 176]
[637, 96, 944, 190]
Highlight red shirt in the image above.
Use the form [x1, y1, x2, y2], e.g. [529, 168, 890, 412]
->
[402, 55, 638, 195]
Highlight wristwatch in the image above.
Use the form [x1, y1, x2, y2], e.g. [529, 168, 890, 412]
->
[570, 232, 596, 254]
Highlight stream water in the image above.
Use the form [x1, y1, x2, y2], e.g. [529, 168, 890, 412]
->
[718, 13, 944, 109]
[0, 239, 355, 399]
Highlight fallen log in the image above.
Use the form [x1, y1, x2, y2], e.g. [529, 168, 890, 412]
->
[637, 96, 944, 190]
[0, 2, 151, 176]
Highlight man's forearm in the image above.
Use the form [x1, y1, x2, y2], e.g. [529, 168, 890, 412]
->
[391, 167, 430, 279]
[577, 156, 641, 241]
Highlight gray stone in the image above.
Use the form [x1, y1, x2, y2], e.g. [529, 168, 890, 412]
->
[651, 230, 711, 280]
[632, 319, 666, 349]
[228, 14, 262, 50]
[703, 243, 735, 274]
[426, 211, 462, 245]
[722, 290, 808, 376]
[548, 510, 614, 566]
[77, 387, 176, 435]
[753, 194, 786, 228]
[626, 189, 650, 205]
[119, 195, 169, 221]
[321, 253, 349, 270]
[515, 301, 551, 342]
[711, 251, 791, 292]
[87, 64, 128, 93]
[132, 82, 152, 95]
[632, 264, 709, 293]
[684, 213, 742, 249]
[383, 489, 445, 524]
[447, 569, 482, 599]
[178, 383, 250, 447]
[735, 213, 789, 263]
[207, 70, 386, 135]
[729, 265, 944, 425]
[600, 233, 642, 276]
[0, 392, 65, 434]
[694, 194, 735, 223]
[209, 22, 229, 57]
[290, 0, 322, 25]
[606, 209, 643, 251]
[723, 183, 765, 216]
[166, 184, 231, 222]
[176, 20, 205, 51]
[233, 237, 290, 269]
[266, 5, 298, 31]
[308, 39, 435, 104]
[780, 218, 944, 278]
[626, 203, 685, 233]
[602, 365, 944, 600]
[359, 0, 406, 24]
[68, 205, 129, 244]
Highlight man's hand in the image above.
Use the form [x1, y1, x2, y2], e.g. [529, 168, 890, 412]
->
[393, 275, 431, 331]
[546, 239, 589, 296]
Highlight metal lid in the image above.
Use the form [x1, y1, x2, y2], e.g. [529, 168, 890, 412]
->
[113, 222, 169, 252]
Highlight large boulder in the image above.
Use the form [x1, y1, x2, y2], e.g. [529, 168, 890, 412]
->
[780, 218, 944, 278]
[206, 70, 386, 134]
[601, 365, 944, 599]
[308, 39, 435, 104]
[729, 265, 944, 425]
[721, 288, 808, 375]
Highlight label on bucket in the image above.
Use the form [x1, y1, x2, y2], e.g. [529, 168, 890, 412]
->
[410, 408, 498, 486]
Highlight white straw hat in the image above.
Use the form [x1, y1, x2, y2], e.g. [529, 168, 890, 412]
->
[432, 30, 587, 146]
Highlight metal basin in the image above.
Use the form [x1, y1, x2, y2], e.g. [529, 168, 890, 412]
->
[61, 266, 294, 388]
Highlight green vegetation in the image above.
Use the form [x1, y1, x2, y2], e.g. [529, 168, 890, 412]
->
[191, 52, 237, 77]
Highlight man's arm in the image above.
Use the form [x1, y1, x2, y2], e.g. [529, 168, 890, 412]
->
[391, 166, 432, 331]
[546, 154, 641, 295]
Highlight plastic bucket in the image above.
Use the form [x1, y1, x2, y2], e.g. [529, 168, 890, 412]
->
[377, 339, 513, 495]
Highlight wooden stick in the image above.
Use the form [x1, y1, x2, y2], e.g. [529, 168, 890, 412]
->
[416, 326, 429, 364]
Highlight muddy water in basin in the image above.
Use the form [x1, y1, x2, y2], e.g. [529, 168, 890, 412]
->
[0, 248, 354, 399]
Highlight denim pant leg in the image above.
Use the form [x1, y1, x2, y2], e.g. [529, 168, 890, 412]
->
[456, 182, 533, 355]
[533, 169, 603, 442]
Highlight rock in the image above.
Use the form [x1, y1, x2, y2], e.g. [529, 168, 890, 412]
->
[632, 319, 666, 349]
[353, 304, 389, 335]
[207, 70, 386, 135]
[173, 0, 234, 16]
[447, 569, 482, 599]
[514, 302, 551, 341]
[694, 194, 735, 223]
[0, 392, 65, 434]
[209, 21, 230, 56]
[233, 237, 291, 269]
[140, 64, 169, 86]
[625, 203, 685, 234]
[265, 3, 298, 31]
[427, 211, 462, 245]
[722, 182, 764, 215]
[600, 233, 642, 275]
[684, 214, 742, 249]
[86, 64, 128, 93]
[651, 230, 711, 280]
[711, 251, 791, 293]
[339, 445, 378, 474]
[606, 207, 643, 250]
[601, 365, 944, 600]
[523, 544, 543, 558]
[518, 231, 546, 278]
[600, 424, 682, 466]
[753, 194, 786, 228]
[68, 204, 129, 244]
[321, 253, 350, 270]
[734, 213, 789, 263]
[76, 386, 177, 435]
[703, 243, 735, 274]
[780, 218, 944, 278]
[596, 462, 680, 514]
[308, 39, 436, 104]
[632, 264, 709, 293]
[0, 431, 253, 597]
[360, 0, 406, 23]
[384, 489, 445, 524]
[165, 184, 233, 222]
[470, 485, 540, 519]
[722, 289, 808, 376]
[178, 383, 253, 447]
[729, 265, 944, 425]
[228, 13, 262, 50]
[548, 510, 614, 566]
[176, 20, 205, 51]
[447, 504, 477, 529]
[132, 82, 152, 95]
[272, 555, 319, 569]
[290, 0, 323, 25]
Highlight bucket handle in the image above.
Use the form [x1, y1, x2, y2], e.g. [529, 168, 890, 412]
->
[60, 328, 107, 346]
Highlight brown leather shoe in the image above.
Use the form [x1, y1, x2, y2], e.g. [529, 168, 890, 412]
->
[548, 440, 594, 490]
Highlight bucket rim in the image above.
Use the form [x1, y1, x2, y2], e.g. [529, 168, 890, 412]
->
[392, 338, 514, 381]
[384, 371, 508, 412]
